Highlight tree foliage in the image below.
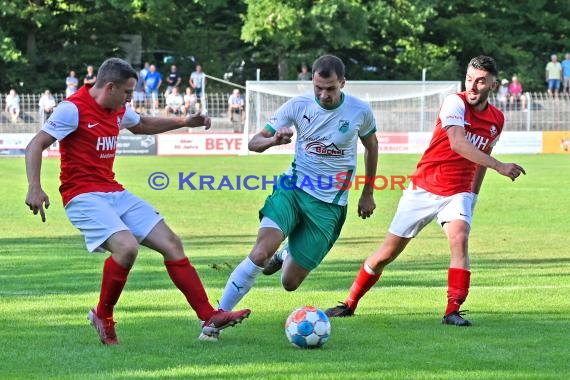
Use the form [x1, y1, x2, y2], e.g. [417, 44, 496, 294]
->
[0, 0, 569, 93]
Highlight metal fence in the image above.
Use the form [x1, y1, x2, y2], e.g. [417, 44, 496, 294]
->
[0, 92, 235, 133]
[489, 92, 570, 131]
[1, 91, 569, 133]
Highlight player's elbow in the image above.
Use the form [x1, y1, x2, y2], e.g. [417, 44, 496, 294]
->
[248, 143, 265, 153]
[25, 141, 36, 158]
[26, 133, 54, 155]
[248, 137, 265, 152]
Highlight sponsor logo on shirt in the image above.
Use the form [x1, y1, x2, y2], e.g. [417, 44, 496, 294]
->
[490, 125, 498, 137]
[465, 131, 489, 151]
[305, 136, 328, 142]
[338, 120, 349, 133]
[304, 141, 345, 156]
[96, 136, 117, 152]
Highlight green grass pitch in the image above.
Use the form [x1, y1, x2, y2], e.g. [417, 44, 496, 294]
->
[1, 154, 569, 379]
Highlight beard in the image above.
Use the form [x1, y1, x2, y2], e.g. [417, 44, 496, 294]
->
[466, 90, 489, 107]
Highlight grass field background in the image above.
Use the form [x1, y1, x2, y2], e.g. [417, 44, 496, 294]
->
[1, 153, 569, 379]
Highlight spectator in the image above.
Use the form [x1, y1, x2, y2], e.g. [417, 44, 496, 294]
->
[189, 64, 206, 101]
[165, 65, 181, 96]
[297, 63, 311, 81]
[132, 65, 146, 114]
[508, 75, 527, 111]
[5, 88, 20, 123]
[38, 89, 56, 124]
[497, 79, 509, 109]
[545, 54, 562, 99]
[65, 70, 78, 98]
[227, 88, 245, 122]
[561, 53, 570, 94]
[83, 65, 97, 86]
[144, 64, 162, 115]
[164, 86, 185, 116]
[183, 87, 200, 115]
[139, 62, 150, 81]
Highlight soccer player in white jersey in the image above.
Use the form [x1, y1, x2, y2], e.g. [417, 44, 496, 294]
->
[325, 55, 526, 326]
[217, 54, 379, 315]
[24, 58, 250, 345]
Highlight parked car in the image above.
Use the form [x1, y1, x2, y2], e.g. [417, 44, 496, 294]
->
[222, 53, 379, 84]
[140, 50, 198, 80]
[223, 56, 278, 85]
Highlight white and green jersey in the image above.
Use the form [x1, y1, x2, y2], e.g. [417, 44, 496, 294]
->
[265, 92, 377, 206]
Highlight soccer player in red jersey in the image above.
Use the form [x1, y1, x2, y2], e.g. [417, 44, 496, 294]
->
[25, 58, 250, 344]
[325, 55, 526, 326]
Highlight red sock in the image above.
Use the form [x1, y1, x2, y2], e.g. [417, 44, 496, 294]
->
[445, 267, 471, 316]
[97, 256, 130, 319]
[345, 264, 381, 311]
[165, 257, 215, 321]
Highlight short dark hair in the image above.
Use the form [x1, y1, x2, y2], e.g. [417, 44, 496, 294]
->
[312, 54, 345, 79]
[95, 58, 138, 88]
[468, 55, 498, 77]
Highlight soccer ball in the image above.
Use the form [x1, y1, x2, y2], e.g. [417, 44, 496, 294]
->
[285, 306, 331, 348]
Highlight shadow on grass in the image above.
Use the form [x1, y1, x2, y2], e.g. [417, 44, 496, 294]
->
[4, 307, 566, 379]
[2, 235, 569, 295]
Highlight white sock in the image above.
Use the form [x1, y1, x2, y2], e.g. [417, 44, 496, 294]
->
[218, 257, 263, 311]
[277, 242, 289, 261]
[363, 263, 376, 275]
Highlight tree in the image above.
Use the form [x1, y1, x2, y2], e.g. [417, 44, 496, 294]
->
[0, 0, 246, 92]
[1, 0, 570, 93]
[426, 0, 570, 90]
[241, 0, 309, 79]
[239, 0, 452, 81]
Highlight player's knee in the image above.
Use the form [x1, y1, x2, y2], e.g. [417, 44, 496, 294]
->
[282, 278, 300, 292]
[449, 229, 469, 248]
[164, 233, 183, 252]
[250, 247, 273, 266]
[111, 238, 139, 266]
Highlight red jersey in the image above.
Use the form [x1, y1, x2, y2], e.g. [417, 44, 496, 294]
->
[43, 86, 140, 205]
[412, 92, 504, 196]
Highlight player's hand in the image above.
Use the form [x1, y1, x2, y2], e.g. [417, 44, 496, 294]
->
[274, 127, 293, 145]
[497, 163, 526, 181]
[185, 113, 211, 130]
[25, 188, 50, 223]
[358, 192, 376, 219]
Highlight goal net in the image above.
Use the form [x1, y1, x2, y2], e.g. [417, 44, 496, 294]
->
[242, 80, 461, 153]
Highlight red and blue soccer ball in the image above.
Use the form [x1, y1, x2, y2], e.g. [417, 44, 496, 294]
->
[285, 306, 331, 348]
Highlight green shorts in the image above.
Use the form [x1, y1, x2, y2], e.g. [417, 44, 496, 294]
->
[259, 186, 347, 271]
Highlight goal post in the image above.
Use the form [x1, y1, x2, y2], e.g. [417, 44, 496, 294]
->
[242, 80, 461, 155]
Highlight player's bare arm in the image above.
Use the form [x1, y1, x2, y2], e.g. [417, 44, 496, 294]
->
[470, 146, 496, 194]
[447, 125, 526, 181]
[25, 131, 56, 222]
[129, 114, 211, 135]
[357, 133, 378, 219]
[470, 165, 488, 195]
[248, 127, 293, 153]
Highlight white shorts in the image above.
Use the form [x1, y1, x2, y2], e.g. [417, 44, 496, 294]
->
[259, 216, 282, 231]
[133, 91, 145, 102]
[389, 184, 476, 238]
[64, 190, 163, 253]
